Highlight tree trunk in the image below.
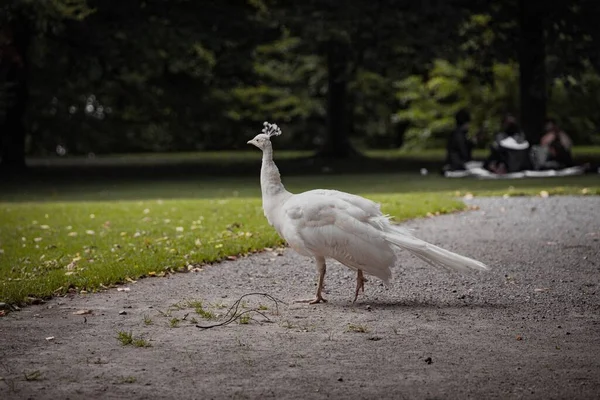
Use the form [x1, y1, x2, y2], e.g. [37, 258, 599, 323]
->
[518, 0, 546, 145]
[317, 41, 359, 158]
[0, 20, 30, 172]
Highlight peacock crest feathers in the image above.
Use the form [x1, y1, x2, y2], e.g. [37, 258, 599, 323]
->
[262, 121, 282, 138]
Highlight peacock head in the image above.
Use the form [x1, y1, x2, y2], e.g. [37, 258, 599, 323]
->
[247, 121, 282, 150]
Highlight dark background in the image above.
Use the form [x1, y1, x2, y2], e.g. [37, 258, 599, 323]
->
[1, 0, 599, 171]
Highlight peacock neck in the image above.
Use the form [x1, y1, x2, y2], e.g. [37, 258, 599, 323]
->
[260, 146, 287, 199]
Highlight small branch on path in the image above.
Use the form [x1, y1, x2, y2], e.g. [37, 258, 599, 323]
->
[196, 293, 286, 330]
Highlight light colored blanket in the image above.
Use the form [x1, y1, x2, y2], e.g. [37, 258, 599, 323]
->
[444, 161, 588, 179]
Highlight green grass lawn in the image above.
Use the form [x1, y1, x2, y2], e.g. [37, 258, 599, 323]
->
[1, 148, 598, 305]
[0, 193, 464, 304]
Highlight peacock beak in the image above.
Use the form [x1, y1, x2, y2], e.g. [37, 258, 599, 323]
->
[247, 140, 253, 145]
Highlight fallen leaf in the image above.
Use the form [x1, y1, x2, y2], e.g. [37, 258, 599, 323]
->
[534, 288, 550, 292]
[176, 227, 184, 232]
[68, 232, 78, 237]
[40, 225, 50, 230]
[45, 336, 55, 341]
[148, 271, 156, 277]
[86, 230, 95, 235]
[64, 271, 75, 276]
[463, 193, 474, 200]
[73, 310, 92, 315]
[125, 277, 137, 283]
[516, 335, 523, 341]
[226, 256, 237, 261]
[540, 190, 549, 198]
[66, 259, 79, 270]
[117, 287, 131, 292]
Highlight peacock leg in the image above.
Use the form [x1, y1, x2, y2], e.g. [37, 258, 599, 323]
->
[295, 256, 327, 304]
[353, 269, 366, 303]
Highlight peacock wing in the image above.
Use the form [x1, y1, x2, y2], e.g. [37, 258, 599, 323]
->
[280, 193, 395, 283]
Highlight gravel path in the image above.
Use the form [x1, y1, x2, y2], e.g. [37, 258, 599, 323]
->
[1, 196, 599, 400]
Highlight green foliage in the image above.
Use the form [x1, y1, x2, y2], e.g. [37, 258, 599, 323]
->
[2, 1, 599, 155]
[395, 56, 600, 148]
[22, 0, 269, 154]
[228, 33, 327, 149]
[394, 59, 519, 149]
[548, 66, 600, 144]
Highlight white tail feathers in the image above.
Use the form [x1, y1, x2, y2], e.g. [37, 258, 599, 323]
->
[382, 224, 488, 273]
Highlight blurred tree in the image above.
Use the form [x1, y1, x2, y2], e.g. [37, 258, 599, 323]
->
[227, 32, 327, 149]
[266, 0, 472, 157]
[2, 0, 598, 160]
[29, 0, 271, 154]
[395, 0, 600, 147]
[474, 0, 600, 143]
[394, 59, 519, 149]
[0, 0, 93, 170]
[518, 0, 546, 144]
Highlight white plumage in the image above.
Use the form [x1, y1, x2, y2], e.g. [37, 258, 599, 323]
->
[248, 122, 489, 304]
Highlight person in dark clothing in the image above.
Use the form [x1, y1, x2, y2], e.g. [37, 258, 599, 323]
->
[443, 109, 476, 171]
[484, 114, 532, 174]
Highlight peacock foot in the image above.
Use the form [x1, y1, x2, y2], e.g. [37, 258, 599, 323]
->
[353, 270, 367, 303]
[294, 295, 328, 304]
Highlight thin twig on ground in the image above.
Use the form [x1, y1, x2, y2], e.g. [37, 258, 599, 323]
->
[196, 293, 285, 330]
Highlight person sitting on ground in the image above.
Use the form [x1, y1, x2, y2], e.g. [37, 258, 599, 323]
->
[443, 109, 478, 172]
[539, 118, 574, 168]
[484, 114, 532, 174]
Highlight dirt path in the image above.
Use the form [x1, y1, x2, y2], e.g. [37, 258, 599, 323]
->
[1, 196, 599, 400]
